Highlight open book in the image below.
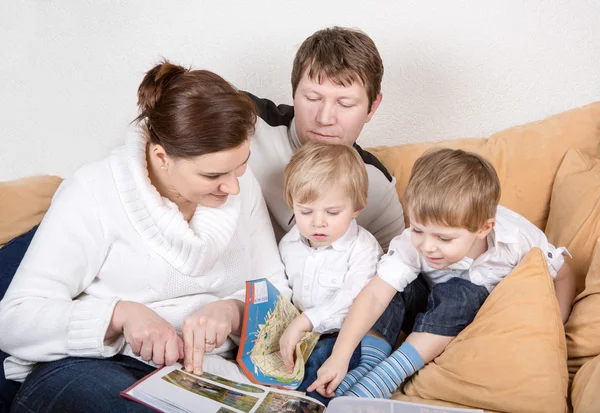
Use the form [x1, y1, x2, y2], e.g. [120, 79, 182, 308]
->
[122, 363, 484, 413]
[122, 363, 325, 413]
[237, 278, 320, 389]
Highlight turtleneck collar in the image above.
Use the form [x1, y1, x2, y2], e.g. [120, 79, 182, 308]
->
[110, 125, 241, 276]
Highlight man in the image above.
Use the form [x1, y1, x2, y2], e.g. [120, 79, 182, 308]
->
[247, 26, 404, 251]
[245, 27, 406, 405]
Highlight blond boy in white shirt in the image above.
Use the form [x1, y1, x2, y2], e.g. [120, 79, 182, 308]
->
[276, 142, 387, 405]
[308, 148, 576, 399]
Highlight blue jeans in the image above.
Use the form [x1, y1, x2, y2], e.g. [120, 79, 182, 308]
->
[296, 334, 361, 406]
[0, 226, 39, 412]
[411, 276, 489, 336]
[11, 355, 156, 413]
[374, 275, 489, 338]
[0, 350, 19, 413]
[297, 289, 405, 406]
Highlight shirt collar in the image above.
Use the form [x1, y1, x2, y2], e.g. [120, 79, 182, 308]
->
[287, 219, 360, 251]
[488, 211, 520, 249]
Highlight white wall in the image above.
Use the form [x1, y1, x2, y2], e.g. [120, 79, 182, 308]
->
[1, 0, 599, 180]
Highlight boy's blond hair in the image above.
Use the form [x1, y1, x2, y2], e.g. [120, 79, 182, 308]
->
[284, 142, 368, 211]
[404, 148, 501, 232]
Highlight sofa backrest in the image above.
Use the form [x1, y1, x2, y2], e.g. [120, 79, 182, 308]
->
[368, 101, 600, 231]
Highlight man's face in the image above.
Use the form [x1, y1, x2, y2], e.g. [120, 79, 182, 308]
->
[293, 71, 382, 146]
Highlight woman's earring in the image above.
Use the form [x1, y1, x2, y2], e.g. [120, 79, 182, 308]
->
[160, 166, 165, 170]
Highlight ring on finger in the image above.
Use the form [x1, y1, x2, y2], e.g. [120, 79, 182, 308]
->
[205, 339, 216, 346]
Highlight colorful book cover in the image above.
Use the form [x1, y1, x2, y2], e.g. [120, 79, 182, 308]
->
[237, 278, 320, 390]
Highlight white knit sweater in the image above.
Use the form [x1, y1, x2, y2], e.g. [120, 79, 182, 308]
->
[0, 127, 291, 381]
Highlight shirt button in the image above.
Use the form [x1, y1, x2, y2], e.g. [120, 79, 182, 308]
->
[332, 278, 337, 283]
[304, 285, 309, 290]
[548, 252, 553, 259]
[388, 250, 395, 256]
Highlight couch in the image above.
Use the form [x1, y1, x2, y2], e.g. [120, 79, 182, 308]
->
[1, 102, 600, 412]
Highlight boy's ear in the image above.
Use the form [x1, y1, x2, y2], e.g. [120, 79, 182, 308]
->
[476, 218, 496, 239]
[352, 209, 362, 219]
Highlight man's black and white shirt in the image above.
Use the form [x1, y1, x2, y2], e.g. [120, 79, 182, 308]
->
[246, 93, 405, 251]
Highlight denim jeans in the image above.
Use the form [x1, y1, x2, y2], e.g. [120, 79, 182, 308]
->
[296, 334, 361, 406]
[412, 277, 489, 336]
[12, 355, 156, 413]
[0, 226, 39, 413]
[0, 350, 19, 413]
[374, 274, 489, 338]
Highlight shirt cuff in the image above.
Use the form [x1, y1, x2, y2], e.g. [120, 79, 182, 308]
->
[302, 308, 321, 332]
[302, 309, 343, 334]
[222, 290, 246, 303]
[545, 247, 570, 278]
[67, 297, 125, 358]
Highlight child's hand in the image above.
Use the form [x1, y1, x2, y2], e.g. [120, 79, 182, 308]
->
[279, 314, 313, 373]
[307, 354, 349, 397]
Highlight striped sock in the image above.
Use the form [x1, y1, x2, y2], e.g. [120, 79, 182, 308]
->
[335, 336, 392, 396]
[345, 342, 424, 399]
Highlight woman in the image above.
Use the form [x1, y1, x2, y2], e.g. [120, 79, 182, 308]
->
[0, 61, 291, 412]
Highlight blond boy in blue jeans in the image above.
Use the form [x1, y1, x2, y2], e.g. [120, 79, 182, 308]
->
[277, 142, 390, 404]
[308, 148, 576, 399]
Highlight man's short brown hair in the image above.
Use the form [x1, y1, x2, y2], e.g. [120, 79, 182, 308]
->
[291, 26, 383, 111]
[284, 142, 368, 211]
[404, 148, 501, 232]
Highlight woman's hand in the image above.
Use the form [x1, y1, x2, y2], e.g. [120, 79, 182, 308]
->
[279, 314, 313, 372]
[182, 300, 243, 375]
[109, 301, 184, 366]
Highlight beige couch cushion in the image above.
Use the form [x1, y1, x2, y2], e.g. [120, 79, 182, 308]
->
[571, 354, 600, 413]
[398, 249, 568, 413]
[0, 175, 62, 245]
[546, 149, 600, 294]
[368, 101, 600, 231]
[565, 238, 600, 378]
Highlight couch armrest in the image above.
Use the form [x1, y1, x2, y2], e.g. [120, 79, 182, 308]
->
[0, 175, 62, 246]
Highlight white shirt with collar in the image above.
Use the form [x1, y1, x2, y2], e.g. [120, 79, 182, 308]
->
[279, 219, 383, 333]
[377, 206, 568, 293]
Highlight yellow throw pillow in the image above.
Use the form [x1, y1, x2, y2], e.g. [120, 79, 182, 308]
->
[368, 101, 600, 230]
[0, 175, 63, 245]
[565, 238, 600, 378]
[545, 149, 600, 294]
[401, 249, 568, 413]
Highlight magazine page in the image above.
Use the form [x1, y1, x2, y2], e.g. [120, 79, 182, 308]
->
[122, 362, 326, 413]
[237, 278, 320, 389]
[327, 397, 484, 413]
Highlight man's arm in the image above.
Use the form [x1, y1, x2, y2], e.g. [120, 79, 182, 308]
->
[358, 166, 405, 251]
[353, 145, 405, 251]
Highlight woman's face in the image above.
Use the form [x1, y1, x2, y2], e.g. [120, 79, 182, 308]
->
[164, 139, 251, 208]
